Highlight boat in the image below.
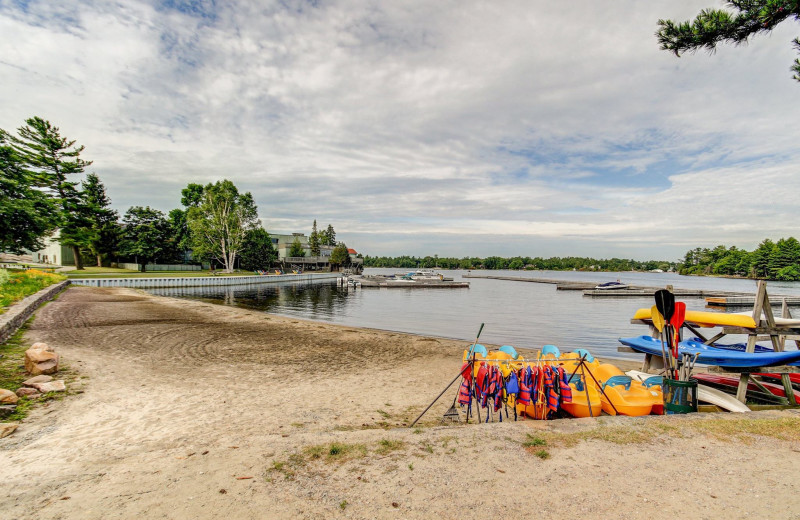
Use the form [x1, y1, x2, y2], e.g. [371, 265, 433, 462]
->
[560, 369, 603, 418]
[618, 335, 800, 367]
[594, 281, 628, 290]
[396, 269, 454, 282]
[692, 373, 800, 403]
[754, 372, 800, 389]
[588, 363, 654, 416]
[627, 370, 749, 413]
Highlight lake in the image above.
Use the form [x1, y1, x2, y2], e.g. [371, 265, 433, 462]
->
[148, 269, 800, 361]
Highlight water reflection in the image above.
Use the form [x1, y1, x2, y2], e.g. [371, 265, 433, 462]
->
[148, 270, 800, 361]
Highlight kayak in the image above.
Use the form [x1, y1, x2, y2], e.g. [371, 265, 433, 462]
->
[627, 370, 750, 413]
[755, 372, 800, 389]
[588, 363, 653, 416]
[619, 335, 800, 367]
[631, 308, 756, 328]
[693, 373, 800, 402]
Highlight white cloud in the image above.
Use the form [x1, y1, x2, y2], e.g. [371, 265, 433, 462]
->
[1, 0, 799, 260]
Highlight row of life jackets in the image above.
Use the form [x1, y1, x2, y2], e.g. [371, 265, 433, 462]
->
[458, 361, 574, 420]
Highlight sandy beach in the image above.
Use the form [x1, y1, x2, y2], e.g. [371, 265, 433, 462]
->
[1, 286, 799, 519]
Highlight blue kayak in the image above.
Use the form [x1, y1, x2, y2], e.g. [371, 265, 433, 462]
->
[619, 335, 800, 367]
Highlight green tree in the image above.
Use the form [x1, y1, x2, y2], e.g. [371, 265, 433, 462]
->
[323, 224, 336, 246]
[119, 207, 170, 272]
[11, 117, 93, 269]
[330, 243, 350, 270]
[239, 227, 277, 271]
[165, 208, 191, 263]
[289, 237, 305, 257]
[186, 180, 259, 273]
[82, 173, 120, 267]
[657, 1, 800, 82]
[0, 129, 57, 253]
[181, 183, 204, 208]
[309, 220, 321, 256]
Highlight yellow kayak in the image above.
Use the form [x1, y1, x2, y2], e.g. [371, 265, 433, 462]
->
[632, 308, 756, 328]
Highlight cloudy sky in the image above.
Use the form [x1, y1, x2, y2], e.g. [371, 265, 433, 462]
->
[2, 1, 799, 260]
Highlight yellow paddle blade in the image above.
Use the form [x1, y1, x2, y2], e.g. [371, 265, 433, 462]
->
[651, 305, 665, 332]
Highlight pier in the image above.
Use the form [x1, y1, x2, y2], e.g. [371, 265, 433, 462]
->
[461, 273, 788, 301]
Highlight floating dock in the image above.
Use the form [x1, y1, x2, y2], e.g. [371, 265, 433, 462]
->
[460, 273, 800, 302]
[355, 276, 469, 288]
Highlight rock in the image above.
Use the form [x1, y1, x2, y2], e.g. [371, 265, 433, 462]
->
[24, 347, 59, 375]
[30, 380, 66, 393]
[15, 387, 40, 398]
[0, 422, 19, 439]
[0, 389, 19, 404]
[22, 375, 52, 387]
[0, 405, 17, 418]
[30, 342, 54, 352]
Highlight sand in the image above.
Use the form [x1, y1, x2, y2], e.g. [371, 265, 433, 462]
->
[1, 286, 799, 519]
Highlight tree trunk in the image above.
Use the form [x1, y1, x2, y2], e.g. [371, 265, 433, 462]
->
[96, 254, 102, 267]
[72, 245, 84, 270]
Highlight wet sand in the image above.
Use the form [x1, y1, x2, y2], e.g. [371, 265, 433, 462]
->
[1, 286, 798, 519]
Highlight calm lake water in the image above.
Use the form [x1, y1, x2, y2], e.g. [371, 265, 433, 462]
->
[148, 269, 800, 361]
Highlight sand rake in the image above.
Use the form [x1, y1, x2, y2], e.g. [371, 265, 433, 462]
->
[441, 396, 461, 424]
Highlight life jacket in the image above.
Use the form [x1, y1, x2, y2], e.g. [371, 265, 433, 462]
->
[458, 378, 472, 406]
[517, 368, 532, 405]
[529, 366, 539, 403]
[475, 363, 488, 397]
[557, 367, 573, 403]
[543, 366, 559, 412]
[460, 362, 473, 382]
[505, 371, 519, 395]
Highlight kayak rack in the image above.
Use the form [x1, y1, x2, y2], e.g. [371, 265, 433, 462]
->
[628, 281, 800, 406]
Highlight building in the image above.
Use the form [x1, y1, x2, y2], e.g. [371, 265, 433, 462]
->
[270, 232, 362, 272]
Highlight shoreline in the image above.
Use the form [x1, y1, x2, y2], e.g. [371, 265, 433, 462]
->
[1, 286, 798, 519]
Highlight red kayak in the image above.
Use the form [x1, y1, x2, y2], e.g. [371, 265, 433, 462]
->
[755, 373, 800, 390]
[692, 373, 800, 402]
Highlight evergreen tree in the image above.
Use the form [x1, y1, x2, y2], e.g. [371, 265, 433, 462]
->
[0, 129, 57, 253]
[10, 117, 93, 269]
[330, 242, 350, 270]
[309, 219, 321, 256]
[326, 224, 336, 246]
[82, 173, 120, 267]
[657, 1, 800, 82]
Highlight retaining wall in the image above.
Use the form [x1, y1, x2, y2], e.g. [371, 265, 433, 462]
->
[0, 281, 70, 344]
[69, 272, 340, 289]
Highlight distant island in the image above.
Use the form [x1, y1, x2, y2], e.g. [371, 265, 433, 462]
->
[363, 255, 674, 272]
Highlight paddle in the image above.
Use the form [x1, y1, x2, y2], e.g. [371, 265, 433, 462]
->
[655, 290, 677, 378]
[651, 305, 669, 375]
[670, 302, 686, 361]
[410, 323, 484, 427]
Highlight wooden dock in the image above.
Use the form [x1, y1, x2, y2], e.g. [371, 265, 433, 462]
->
[705, 296, 800, 307]
[462, 274, 755, 299]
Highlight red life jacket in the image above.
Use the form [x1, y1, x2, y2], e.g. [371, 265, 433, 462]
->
[543, 366, 559, 411]
[476, 363, 488, 396]
[517, 368, 532, 405]
[557, 367, 573, 403]
[460, 362, 473, 382]
[458, 378, 472, 405]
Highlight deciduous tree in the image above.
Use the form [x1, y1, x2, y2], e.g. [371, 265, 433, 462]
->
[119, 206, 170, 272]
[186, 179, 259, 273]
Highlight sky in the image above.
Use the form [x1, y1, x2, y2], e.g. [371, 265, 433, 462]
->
[2, 0, 799, 261]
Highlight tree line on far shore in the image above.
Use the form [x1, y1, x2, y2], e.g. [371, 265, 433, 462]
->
[363, 255, 675, 272]
[0, 116, 350, 273]
[680, 238, 800, 281]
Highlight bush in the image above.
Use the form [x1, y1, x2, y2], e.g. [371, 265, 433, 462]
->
[0, 269, 65, 311]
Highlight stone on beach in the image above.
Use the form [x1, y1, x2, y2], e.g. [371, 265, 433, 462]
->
[22, 375, 53, 387]
[29, 380, 66, 393]
[24, 345, 59, 376]
[0, 389, 19, 404]
[15, 387, 40, 398]
[0, 422, 19, 439]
